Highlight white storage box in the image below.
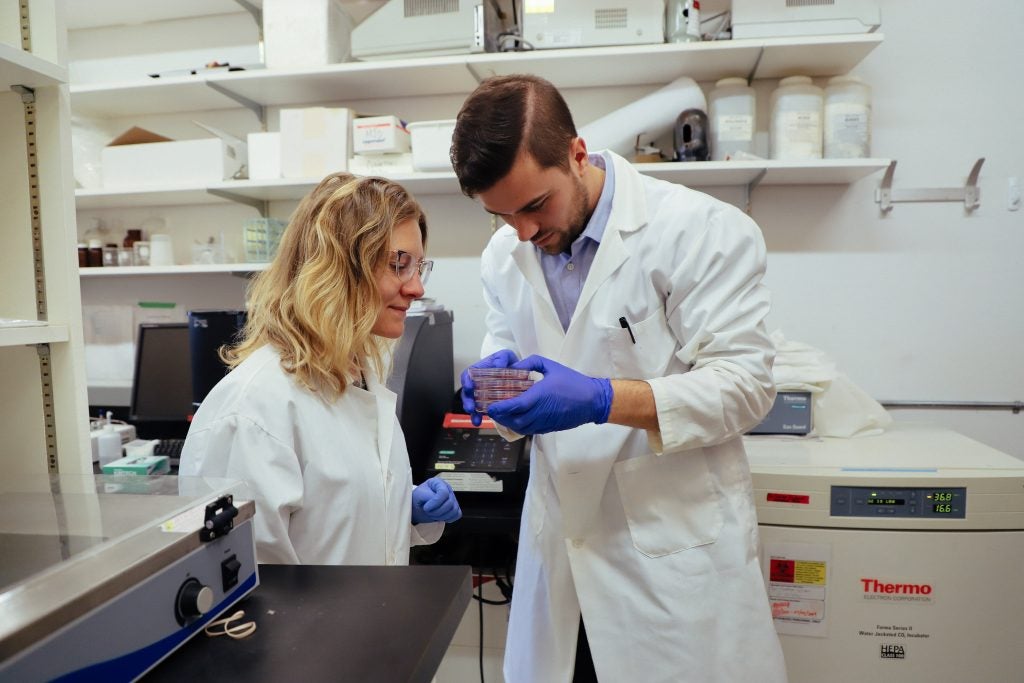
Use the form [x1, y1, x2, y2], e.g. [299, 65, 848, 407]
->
[353, 116, 411, 155]
[350, 153, 414, 175]
[247, 131, 281, 179]
[408, 120, 457, 172]
[102, 138, 244, 188]
[280, 107, 352, 179]
[263, 0, 353, 69]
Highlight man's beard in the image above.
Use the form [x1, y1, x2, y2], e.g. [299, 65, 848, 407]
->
[545, 174, 590, 255]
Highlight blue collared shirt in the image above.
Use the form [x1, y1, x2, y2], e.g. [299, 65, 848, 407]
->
[539, 152, 615, 331]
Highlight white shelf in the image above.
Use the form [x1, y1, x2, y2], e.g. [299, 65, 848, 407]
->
[0, 41, 66, 89]
[639, 158, 892, 186]
[65, 0, 257, 30]
[79, 263, 268, 277]
[75, 159, 890, 210]
[0, 323, 70, 347]
[70, 34, 883, 117]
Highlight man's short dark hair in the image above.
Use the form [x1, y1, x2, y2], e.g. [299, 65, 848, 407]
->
[449, 74, 577, 197]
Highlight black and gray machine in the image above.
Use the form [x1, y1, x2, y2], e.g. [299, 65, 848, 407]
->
[388, 303, 528, 571]
[187, 309, 247, 412]
[388, 304, 456, 482]
[0, 474, 258, 681]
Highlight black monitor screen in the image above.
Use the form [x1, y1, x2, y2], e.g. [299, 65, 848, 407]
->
[130, 323, 194, 421]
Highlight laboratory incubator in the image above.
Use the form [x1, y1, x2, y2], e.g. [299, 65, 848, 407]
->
[746, 424, 1024, 682]
[0, 473, 257, 681]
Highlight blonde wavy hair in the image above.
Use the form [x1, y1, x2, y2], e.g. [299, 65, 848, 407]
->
[223, 172, 427, 399]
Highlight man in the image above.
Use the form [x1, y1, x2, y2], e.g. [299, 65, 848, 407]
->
[451, 74, 787, 682]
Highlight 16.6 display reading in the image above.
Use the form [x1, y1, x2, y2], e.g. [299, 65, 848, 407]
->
[931, 491, 955, 513]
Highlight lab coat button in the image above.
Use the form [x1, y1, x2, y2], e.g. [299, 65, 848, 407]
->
[572, 538, 584, 548]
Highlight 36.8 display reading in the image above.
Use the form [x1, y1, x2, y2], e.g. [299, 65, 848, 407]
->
[931, 491, 955, 513]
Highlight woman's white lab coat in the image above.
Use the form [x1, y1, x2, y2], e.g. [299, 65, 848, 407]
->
[479, 152, 787, 682]
[179, 345, 442, 565]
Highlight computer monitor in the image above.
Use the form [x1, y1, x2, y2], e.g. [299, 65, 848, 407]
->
[129, 323, 194, 430]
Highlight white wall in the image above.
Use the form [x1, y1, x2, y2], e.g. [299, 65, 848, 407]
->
[70, 2, 1024, 459]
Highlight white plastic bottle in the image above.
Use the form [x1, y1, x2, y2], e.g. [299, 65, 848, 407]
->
[824, 75, 872, 158]
[708, 77, 756, 160]
[666, 0, 701, 43]
[97, 424, 123, 467]
[769, 75, 824, 160]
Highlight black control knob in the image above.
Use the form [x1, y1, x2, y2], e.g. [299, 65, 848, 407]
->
[175, 577, 215, 625]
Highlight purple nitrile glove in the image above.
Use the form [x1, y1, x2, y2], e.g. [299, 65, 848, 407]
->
[485, 355, 613, 435]
[459, 349, 519, 426]
[411, 477, 462, 524]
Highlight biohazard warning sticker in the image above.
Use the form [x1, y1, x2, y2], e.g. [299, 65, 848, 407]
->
[763, 542, 831, 637]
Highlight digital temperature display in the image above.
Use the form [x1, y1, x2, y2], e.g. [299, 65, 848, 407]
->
[831, 486, 966, 518]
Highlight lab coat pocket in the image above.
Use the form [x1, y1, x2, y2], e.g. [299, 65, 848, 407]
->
[609, 309, 677, 380]
[613, 450, 723, 558]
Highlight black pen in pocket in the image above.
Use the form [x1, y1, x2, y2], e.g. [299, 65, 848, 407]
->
[618, 316, 636, 344]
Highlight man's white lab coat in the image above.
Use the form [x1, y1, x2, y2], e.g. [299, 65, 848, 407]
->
[480, 152, 787, 682]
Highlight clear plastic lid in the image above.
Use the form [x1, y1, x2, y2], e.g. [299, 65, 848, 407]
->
[0, 474, 249, 594]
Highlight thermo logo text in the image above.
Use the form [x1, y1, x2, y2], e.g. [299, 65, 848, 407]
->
[861, 578, 933, 595]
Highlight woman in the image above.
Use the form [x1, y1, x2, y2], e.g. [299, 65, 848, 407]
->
[179, 172, 461, 565]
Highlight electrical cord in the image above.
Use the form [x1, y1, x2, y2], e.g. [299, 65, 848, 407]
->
[477, 571, 485, 683]
[203, 610, 257, 639]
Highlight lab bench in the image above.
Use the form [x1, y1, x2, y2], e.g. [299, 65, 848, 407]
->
[146, 563, 472, 682]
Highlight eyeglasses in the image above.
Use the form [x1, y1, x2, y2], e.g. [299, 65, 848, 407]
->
[388, 250, 433, 285]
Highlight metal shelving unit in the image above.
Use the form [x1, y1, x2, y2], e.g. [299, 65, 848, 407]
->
[1, 0, 91, 474]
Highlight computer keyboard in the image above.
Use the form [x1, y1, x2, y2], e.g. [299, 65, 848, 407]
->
[154, 438, 186, 463]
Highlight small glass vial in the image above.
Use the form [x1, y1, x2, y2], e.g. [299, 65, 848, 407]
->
[133, 241, 151, 266]
[86, 238, 104, 267]
[101, 244, 119, 267]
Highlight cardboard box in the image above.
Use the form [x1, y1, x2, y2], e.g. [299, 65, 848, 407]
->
[102, 126, 246, 188]
[264, 0, 353, 69]
[408, 120, 457, 171]
[280, 107, 352, 178]
[247, 131, 281, 179]
[353, 116, 411, 155]
[101, 454, 171, 476]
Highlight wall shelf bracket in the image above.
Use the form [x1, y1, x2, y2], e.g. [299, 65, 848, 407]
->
[744, 168, 766, 214]
[875, 158, 985, 213]
[205, 81, 266, 126]
[206, 189, 269, 217]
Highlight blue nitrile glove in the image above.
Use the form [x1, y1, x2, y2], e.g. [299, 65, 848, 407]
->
[460, 349, 520, 426]
[486, 355, 613, 435]
[411, 477, 462, 524]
